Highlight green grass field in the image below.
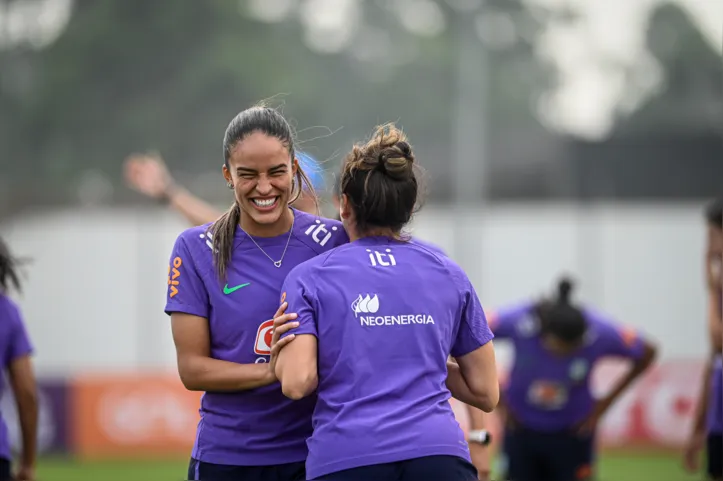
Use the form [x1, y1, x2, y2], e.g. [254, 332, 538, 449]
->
[34, 451, 702, 481]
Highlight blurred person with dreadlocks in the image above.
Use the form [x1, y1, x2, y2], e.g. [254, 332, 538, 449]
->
[0, 238, 37, 481]
[684, 199, 723, 481]
[124, 150, 325, 224]
[488, 277, 657, 481]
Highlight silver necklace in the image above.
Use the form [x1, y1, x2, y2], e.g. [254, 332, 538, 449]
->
[243, 215, 295, 268]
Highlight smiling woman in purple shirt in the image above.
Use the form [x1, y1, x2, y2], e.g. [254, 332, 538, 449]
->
[273, 124, 499, 481]
[0, 238, 37, 481]
[164, 105, 349, 481]
[490, 277, 657, 481]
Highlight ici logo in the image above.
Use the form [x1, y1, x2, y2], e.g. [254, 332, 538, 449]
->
[305, 220, 338, 247]
[367, 248, 396, 267]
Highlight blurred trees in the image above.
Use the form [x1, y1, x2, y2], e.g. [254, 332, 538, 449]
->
[0, 0, 574, 205]
[612, 2, 723, 135]
[0, 0, 720, 210]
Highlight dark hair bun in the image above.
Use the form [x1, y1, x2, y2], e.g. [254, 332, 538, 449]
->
[557, 276, 575, 304]
[338, 123, 422, 234]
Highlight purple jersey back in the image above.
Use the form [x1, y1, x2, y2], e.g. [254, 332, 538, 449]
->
[490, 302, 646, 432]
[280, 236, 493, 479]
[409, 237, 447, 257]
[708, 356, 723, 435]
[0, 294, 33, 461]
[164, 209, 348, 466]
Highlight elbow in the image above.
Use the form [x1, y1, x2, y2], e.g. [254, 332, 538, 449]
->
[462, 381, 499, 413]
[179, 373, 203, 392]
[474, 387, 500, 413]
[281, 372, 318, 401]
[177, 363, 204, 392]
[641, 342, 658, 369]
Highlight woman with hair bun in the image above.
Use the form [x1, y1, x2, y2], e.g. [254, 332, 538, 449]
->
[273, 124, 499, 481]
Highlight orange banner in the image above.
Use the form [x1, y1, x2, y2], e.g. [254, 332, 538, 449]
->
[70, 374, 201, 459]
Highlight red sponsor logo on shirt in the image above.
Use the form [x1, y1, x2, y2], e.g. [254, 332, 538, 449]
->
[527, 380, 568, 410]
[254, 319, 274, 356]
[167, 257, 182, 298]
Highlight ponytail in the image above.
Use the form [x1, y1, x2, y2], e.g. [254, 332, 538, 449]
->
[0, 237, 22, 294]
[209, 203, 241, 281]
[540, 275, 586, 344]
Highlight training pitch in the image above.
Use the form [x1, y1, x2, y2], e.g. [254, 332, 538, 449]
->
[35, 450, 700, 481]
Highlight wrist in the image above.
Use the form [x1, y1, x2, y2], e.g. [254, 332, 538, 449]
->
[468, 429, 491, 445]
[160, 182, 179, 204]
[264, 363, 277, 385]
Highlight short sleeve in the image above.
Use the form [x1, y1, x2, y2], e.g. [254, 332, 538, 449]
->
[279, 265, 318, 340]
[588, 311, 646, 360]
[164, 234, 210, 318]
[487, 305, 526, 340]
[451, 272, 494, 358]
[4, 302, 33, 367]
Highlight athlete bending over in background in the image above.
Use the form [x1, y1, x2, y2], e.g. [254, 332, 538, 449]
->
[490, 277, 657, 481]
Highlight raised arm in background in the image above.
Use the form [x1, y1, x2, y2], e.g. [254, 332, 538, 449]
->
[124, 153, 222, 225]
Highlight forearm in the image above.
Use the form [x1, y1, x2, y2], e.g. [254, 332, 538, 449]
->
[446, 360, 490, 411]
[601, 350, 655, 408]
[179, 356, 275, 392]
[166, 186, 222, 226]
[692, 358, 713, 433]
[16, 391, 37, 467]
[708, 290, 722, 352]
[466, 401, 487, 431]
[275, 346, 318, 400]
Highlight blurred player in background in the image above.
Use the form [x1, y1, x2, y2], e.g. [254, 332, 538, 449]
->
[684, 199, 722, 480]
[273, 124, 498, 481]
[489, 277, 657, 481]
[0, 238, 37, 481]
[124, 150, 325, 223]
[164, 106, 348, 481]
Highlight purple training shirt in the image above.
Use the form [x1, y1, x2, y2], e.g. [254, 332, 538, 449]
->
[280, 236, 494, 479]
[164, 208, 348, 466]
[0, 294, 33, 462]
[490, 302, 646, 432]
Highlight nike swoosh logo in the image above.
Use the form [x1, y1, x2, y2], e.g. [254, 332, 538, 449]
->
[223, 283, 250, 294]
